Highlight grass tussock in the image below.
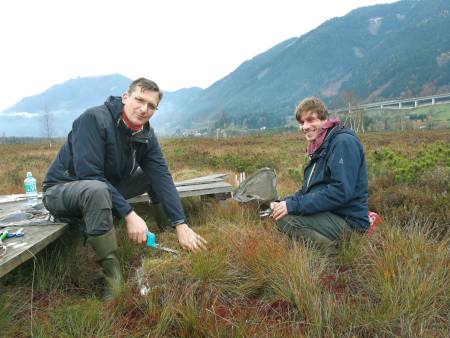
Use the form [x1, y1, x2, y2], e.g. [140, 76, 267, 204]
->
[354, 223, 449, 335]
[32, 298, 115, 337]
[1, 130, 449, 336]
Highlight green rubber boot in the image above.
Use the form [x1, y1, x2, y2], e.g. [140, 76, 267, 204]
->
[87, 228, 123, 301]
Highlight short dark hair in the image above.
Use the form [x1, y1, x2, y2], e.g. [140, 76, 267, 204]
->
[128, 77, 163, 101]
[295, 97, 328, 122]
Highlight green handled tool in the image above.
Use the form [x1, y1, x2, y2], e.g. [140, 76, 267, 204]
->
[0, 231, 7, 257]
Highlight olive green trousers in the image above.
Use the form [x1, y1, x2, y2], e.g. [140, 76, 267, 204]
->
[276, 212, 351, 245]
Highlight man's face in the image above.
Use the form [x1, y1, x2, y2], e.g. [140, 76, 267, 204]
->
[299, 111, 325, 143]
[122, 86, 160, 127]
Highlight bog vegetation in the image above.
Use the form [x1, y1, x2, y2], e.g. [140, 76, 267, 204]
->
[1, 130, 449, 337]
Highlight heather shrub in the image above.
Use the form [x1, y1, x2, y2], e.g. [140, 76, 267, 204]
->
[368, 141, 450, 183]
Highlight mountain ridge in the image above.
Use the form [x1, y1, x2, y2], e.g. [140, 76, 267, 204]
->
[2, 0, 450, 136]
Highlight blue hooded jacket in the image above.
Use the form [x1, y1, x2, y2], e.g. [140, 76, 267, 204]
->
[43, 96, 186, 225]
[284, 125, 369, 231]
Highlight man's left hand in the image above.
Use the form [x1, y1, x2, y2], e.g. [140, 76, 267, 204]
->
[176, 223, 207, 252]
[270, 201, 288, 220]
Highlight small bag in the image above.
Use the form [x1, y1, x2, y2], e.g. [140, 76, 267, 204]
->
[233, 167, 279, 205]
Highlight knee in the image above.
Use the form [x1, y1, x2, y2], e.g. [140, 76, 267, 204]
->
[81, 181, 112, 210]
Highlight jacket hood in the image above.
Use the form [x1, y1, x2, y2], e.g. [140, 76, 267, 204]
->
[329, 124, 357, 139]
[105, 96, 124, 120]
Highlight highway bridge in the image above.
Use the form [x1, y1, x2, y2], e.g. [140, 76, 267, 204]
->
[332, 92, 450, 114]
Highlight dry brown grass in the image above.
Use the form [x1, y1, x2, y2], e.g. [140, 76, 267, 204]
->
[0, 130, 449, 337]
[0, 142, 62, 194]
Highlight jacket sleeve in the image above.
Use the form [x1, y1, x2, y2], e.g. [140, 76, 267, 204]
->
[71, 111, 132, 217]
[284, 134, 362, 215]
[139, 131, 186, 226]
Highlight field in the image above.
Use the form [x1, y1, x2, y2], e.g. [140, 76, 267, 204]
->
[1, 130, 449, 337]
[411, 102, 450, 121]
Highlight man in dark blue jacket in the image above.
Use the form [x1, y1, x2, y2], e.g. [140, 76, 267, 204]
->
[270, 97, 369, 245]
[43, 78, 206, 299]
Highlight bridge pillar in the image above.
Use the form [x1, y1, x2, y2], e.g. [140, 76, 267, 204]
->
[399, 102, 402, 109]
[414, 100, 418, 108]
[432, 98, 435, 104]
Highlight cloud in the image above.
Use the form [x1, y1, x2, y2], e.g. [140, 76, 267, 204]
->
[0, 112, 39, 118]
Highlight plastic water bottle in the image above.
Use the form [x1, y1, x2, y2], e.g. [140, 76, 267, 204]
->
[24, 171, 38, 206]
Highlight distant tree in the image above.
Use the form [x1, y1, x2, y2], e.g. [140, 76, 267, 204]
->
[408, 113, 427, 121]
[41, 104, 54, 147]
[363, 115, 373, 131]
[340, 91, 365, 132]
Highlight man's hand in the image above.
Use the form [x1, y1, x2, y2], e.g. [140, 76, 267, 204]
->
[270, 201, 288, 220]
[176, 223, 207, 252]
[124, 211, 148, 244]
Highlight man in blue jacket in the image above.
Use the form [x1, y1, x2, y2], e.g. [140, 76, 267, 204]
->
[43, 78, 206, 299]
[270, 97, 369, 245]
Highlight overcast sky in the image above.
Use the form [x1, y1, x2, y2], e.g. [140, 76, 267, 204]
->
[0, 0, 397, 111]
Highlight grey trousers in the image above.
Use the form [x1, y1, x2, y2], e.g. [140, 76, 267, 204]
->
[276, 212, 351, 245]
[43, 168, 159, 236]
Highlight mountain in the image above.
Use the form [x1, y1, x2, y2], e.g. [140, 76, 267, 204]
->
[170, 0, 450, 130]
[0, 73, 204, 137]
[152, 87, 203, 134]
[0, 74, 131, 137]
[2, 0, 450, 136]
[3, 74, 131, 115]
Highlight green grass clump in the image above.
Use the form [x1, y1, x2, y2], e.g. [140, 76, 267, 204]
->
[32, 299, 114, 337]
[350, 223, 450, 336]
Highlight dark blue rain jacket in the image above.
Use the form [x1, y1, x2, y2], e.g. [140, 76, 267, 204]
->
[284, 125, 369, 231]
[43, 96, 185, 225]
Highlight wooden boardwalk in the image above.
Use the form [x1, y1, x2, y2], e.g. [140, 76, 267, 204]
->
[0, 221, 67, 278]
[0, 174, 232, 278]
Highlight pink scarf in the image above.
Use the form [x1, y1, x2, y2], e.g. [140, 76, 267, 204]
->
[306, 117, 340, 156]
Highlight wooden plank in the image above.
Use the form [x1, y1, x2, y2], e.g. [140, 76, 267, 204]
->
[175, 174, 228, 186]
[0, 198, 68, 277]
[177, 173, 228, 182]
[127, 181, 233, 204]
[177, 181, 232, 194]
[0, 200, 34, 217]
[0, 198, 49, 228]
[0, 193, 43, 205]
[0, 223, 67, 278]
[0, 176, 230, 205]
[175, 177, 225, 186]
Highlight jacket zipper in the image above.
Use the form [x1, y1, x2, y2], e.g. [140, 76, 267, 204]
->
[304, 125, 339, 190]
[130, 149, 136, 175]
[306, 162, 317, 189]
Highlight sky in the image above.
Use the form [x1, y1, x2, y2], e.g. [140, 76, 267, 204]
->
[0, 0, 397, 111]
